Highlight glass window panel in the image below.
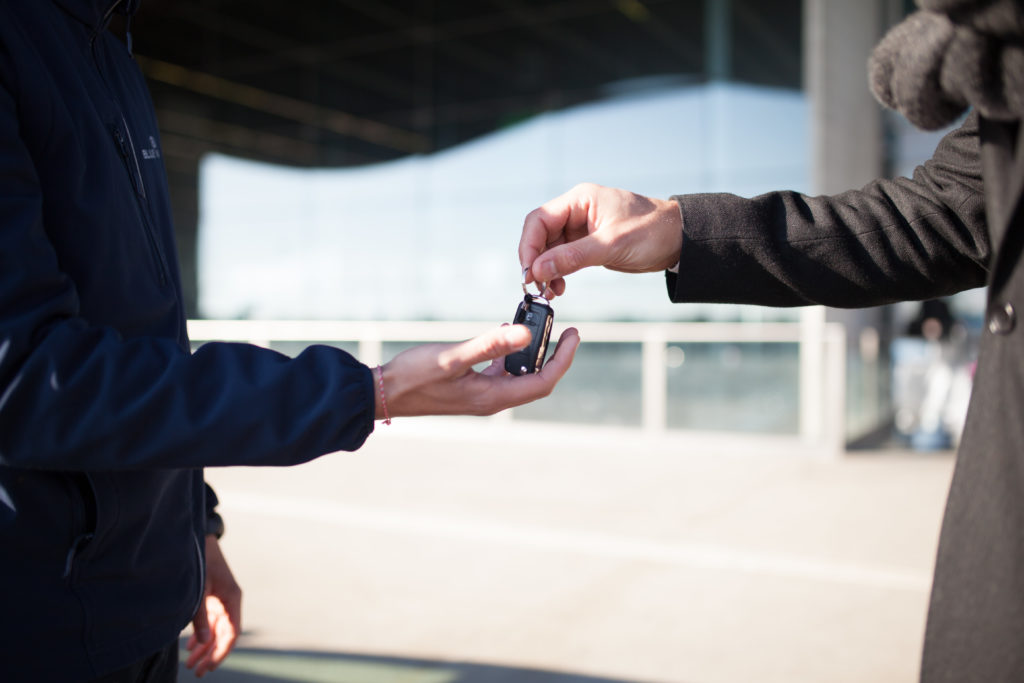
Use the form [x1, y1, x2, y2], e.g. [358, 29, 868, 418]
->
[513, 343, 643, 427]
[666, 342, 799, 434]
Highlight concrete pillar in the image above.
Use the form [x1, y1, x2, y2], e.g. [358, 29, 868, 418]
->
[805, 0, 889, 339]
[804, 0, 886, 195]
[802, 0, 890, 446]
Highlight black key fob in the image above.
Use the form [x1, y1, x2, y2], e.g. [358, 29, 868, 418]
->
[505, 294, 554, 375]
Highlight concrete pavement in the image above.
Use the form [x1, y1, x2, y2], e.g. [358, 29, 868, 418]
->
[184, 418, 955, 683]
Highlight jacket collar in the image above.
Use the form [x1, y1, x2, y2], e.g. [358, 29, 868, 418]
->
[52, 0, 141, 31]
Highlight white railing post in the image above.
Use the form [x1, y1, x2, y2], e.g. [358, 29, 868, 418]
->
[642, 328, 668, 432]
[357, 326, 383, 369]
[799, 306, 826, 447]
[824, 323, 847, 457]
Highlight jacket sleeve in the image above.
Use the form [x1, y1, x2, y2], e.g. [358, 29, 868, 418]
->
[667, 112, 990, 308]
[0, 70, 374, 471]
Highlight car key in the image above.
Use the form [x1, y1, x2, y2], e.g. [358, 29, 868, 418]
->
[505, 270, 554, 375]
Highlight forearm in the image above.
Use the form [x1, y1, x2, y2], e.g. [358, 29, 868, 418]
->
[669, 115, 989, 308]
[0, 329, 375, 470]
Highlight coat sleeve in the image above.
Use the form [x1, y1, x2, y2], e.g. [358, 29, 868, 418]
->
[0, 70, 374, 471]
[668, 112, 990, 308]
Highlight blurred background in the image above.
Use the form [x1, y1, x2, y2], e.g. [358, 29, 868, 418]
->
[124, 0, 975, 680]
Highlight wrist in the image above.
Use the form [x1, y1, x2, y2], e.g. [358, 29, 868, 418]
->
[374, 364, 393, 424]
[660, 196, 684, 271]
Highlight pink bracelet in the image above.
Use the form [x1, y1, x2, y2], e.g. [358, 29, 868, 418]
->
[376, 364, 391, 425]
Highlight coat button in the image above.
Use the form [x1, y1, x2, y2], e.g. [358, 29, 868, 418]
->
[988, 302, 1016, 334]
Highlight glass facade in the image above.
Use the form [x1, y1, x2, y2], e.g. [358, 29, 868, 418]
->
[176, 2, 979, 444]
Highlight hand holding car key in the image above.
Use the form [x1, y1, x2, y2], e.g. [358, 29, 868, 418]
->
[505, 268, 555, 375]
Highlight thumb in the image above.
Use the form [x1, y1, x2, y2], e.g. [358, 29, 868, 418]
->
[443, 325, 531, 370]
[531, 235, 607, 284]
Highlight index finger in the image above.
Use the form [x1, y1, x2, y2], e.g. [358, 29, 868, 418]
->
[518, 189, 579, 276]
[437, 325, 532, 372]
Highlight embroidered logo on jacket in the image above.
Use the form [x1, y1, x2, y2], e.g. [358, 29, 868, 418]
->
[141, 136, 161, 160]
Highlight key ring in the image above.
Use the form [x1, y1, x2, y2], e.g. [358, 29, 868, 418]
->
[522, 267, 547, 299]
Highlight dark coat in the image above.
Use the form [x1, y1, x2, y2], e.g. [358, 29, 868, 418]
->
[0, 1, 374, 679]
[669, 111, 1024, 681]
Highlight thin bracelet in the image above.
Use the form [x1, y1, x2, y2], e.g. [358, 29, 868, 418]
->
[376, 364, 391, 425]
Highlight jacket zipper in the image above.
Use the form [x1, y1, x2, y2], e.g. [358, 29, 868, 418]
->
[191, 530, 206, 619]
[112, 122, 170, 287]
[91, 27, 171, 290]
[63, 473, 99, 579]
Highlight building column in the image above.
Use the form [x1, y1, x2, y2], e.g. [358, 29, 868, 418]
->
[804, 0, 886, 195]
[803, 0, 890, 444]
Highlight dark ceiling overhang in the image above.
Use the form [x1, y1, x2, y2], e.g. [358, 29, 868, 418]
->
[130, 0, 801, 169]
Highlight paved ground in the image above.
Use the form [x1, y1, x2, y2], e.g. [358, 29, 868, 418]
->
[182, 418, 956, 683]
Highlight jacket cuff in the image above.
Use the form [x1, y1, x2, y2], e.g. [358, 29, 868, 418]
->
[204, 483, 225, 539]
[206, 511, 225, 540]
[664, 195, 686, 299]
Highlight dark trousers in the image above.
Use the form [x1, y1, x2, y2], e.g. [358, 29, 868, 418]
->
[88, 640, 178, 683]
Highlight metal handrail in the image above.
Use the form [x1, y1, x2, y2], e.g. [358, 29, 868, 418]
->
[187, 319, 847, 456]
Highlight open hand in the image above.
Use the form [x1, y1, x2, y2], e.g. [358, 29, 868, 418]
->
[185, 536, 242, 678]
[377, 324, 580, 419]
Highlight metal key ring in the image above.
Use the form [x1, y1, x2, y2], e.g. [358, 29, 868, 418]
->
[522, 267, 547, 298]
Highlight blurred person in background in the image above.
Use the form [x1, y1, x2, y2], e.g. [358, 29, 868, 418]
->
[0, 1, 579, 681]
[898, 299, 974, 450]
[519, 1, 1024, 680]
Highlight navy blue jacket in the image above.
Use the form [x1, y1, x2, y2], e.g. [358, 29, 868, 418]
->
[0, 1, 374, 679]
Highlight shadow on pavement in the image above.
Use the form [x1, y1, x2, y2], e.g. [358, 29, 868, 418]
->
[177, 644, 646, 683]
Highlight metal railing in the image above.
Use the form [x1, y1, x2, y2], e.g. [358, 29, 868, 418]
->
[188, 318, 847, 456]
